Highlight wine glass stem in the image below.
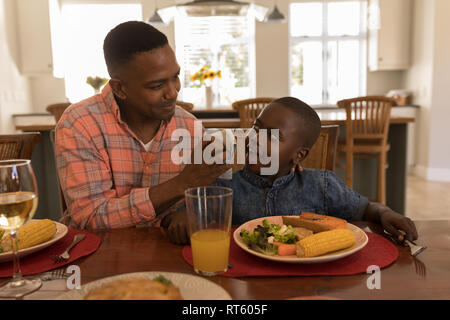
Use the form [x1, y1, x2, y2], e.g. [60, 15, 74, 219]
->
[9, 230, 25, 286]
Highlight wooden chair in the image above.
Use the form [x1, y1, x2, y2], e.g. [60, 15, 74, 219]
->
[46, 102, 71, 123]
[176, 100, 194, 112]
[232, 98, 276, 128]
[336, 96, 397, 204]
[49, 130, 67, 213]
[301, 125, 339, 171]
[0, 132, 42, 160]
[230, 125, 339, 173]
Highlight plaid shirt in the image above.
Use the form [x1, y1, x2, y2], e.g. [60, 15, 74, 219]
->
[55, 83, 199, 230]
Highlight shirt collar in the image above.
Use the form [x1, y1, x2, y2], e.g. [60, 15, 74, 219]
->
[101, 82, 125, 124]
[241, 166, 295, 188]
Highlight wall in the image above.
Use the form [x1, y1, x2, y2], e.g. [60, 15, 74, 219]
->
[254, 0, 290, 98]
[403, 0, 450, 181]
[366, 70, 404, 95]
[15, 0, 404, 114]
[0, 0, 32, 133]
[426, 0, 450, 179]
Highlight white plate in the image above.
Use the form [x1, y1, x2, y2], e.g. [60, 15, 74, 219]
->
[0, 219, 68, 263]
[234, 216, 368, 264]
[55, 271, 232, 300]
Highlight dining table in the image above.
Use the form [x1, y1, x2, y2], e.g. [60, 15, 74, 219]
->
[1, 219, 448, 301]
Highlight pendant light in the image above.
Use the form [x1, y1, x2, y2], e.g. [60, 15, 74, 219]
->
[264, 1, 286, 23]
[148, 0, 167, 26]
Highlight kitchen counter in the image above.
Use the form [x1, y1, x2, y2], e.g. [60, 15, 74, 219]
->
[13, 105, 418, 219]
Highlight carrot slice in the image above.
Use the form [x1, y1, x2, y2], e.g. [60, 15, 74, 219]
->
[274, 241, 297, 256]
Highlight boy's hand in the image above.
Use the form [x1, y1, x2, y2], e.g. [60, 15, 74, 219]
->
[161, 210, 190, 245]
[379, 209, 418, 243]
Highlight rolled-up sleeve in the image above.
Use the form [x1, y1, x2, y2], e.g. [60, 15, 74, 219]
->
[325, 171, 369, 221]
[56, 121, 156, 230]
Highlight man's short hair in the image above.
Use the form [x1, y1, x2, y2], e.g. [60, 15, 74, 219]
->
[272, 97, 321, 148]
[103, 21, 168, 76]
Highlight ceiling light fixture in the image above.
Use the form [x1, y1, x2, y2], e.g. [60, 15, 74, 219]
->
[264, 1, 286, 23]
[148, 0, 168, 27]
[157, 1, 268, 22]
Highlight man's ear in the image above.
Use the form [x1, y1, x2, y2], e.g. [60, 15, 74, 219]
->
[109, 78, 127, 100]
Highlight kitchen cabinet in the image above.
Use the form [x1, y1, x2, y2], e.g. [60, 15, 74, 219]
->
[16, 0, 54, 75]
[368, 0, 412, 71]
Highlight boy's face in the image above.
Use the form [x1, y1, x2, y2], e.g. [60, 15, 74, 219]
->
[246, 103, 310, 179]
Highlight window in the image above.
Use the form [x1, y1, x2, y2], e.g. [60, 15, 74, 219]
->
[50, 1, 142, 103]
[289, 1, 367, 105]
[175, 15, 255, 108]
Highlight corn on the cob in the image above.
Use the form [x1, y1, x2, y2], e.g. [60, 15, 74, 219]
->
[1, 219, 57, 252]
[296, 229, 355, 258]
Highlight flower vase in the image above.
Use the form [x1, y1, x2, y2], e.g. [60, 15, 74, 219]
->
[205, 86, 213, 109]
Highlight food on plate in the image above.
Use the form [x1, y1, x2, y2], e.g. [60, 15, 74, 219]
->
[292, 227, 313, 240]
[282, 216, 330, 233]
[0, 219, 56, 253]
[300, 212, 347, 230]
[240, 219, 297, 256]
[282, 212, 347, 233]
[273, 241, 297, 256]
[84, 276, 183, 300]
[240, 218, 356, 259]
[296, 229, 355, 258]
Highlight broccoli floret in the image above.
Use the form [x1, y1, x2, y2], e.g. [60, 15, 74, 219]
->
[153, 275, 172, 286]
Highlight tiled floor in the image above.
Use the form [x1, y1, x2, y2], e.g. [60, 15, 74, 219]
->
[405, 174, 450, 220]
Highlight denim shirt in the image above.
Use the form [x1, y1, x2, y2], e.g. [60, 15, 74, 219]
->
[213, 167, 369, 225]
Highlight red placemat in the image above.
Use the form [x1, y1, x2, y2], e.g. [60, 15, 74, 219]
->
[182, 230, 398, 277]
[0, 228, 101, 278]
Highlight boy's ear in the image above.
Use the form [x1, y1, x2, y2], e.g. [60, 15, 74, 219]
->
[293, 147, 310, 166]
[109, 78, 127, 100]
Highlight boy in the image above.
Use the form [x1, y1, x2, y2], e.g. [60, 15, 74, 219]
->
[164, 97, 418, 245]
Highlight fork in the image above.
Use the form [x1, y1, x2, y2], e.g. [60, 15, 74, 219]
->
[404, 239, 427, 257]
[383, 230, 427, 257]
[51, 234, 86, 263]
[413, 257, 427, 278]
[40, 268, 70, 281]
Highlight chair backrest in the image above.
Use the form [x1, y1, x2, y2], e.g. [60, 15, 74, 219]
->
[336, 96, 396, 144]
[0, 132, 42, 160]
[301, 125, 339, 171]
[232, 98, 276, 128]
[176, 100, 194, 112]
[46, 102, 71, 123]
[49, 130, 67, 213]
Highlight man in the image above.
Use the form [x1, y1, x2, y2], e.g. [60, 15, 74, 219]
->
[55, 21, 229, 229]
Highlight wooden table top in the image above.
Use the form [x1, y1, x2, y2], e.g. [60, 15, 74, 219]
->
[9, 219, 445, 300]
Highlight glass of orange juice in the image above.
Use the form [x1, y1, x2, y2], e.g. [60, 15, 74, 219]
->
[185, 186, 233, 276]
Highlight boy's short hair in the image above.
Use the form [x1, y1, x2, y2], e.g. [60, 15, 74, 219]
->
[103, 21, 168, 76]
[272, 97, 321, 148]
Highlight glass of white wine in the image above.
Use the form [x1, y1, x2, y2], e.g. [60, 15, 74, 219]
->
[0, 159, 42, 298]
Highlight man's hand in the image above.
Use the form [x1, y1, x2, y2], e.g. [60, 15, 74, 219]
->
[150, 139, 230, 216]
[176, 139, 231, 189]
[161, 210, 190, 245]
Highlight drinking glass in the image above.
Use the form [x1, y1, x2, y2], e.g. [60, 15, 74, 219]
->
[0, 159, 42, 298]
[185, 186, 233, 276]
